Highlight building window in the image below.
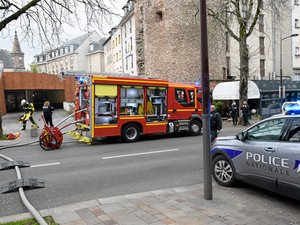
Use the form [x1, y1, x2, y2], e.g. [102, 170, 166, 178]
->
[124, 25, 127, 38]
[118, 35, 121, 44]
[226, 57, 231, 79]
[130, 20, 132, 33]
[260, 59, 265, 77]
[296, 47, 300, 56]
[130, 37, 133, 51]
[116, 53, 118, 61]
[259, 37, 265, 55]
[225, 32, 229, 52]
[126, 57, 128, 70]
[131, 55, 134, 68]
[89, 44, 94, 52]
[125, 41, 127, 53]
[119, 51, 121, 60]
[259, 14, 264, 32]
[295, 19, 300, 28]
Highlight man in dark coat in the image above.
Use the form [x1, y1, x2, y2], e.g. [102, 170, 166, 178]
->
[241, 100, 250, 126]
[43, 101, 54, 127]
[210, 105, 222, 142]
[229, 101, 239, 126]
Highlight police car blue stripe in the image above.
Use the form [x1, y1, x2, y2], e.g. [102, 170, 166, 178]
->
[211, 148, 243, 159]
[294, 160, 300, 169]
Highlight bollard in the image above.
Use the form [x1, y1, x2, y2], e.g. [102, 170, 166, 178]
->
[30, 127, 38, 137]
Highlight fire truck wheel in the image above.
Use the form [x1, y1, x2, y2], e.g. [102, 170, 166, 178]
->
[122, 124, 140, 143]
[189, 120, 202, 136]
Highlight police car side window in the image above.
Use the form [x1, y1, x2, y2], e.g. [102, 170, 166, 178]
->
[246, 119, 286, 141]
[287, 118, 300, 142]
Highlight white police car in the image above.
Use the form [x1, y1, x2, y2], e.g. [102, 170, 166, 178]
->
[211, 110, 300, 200]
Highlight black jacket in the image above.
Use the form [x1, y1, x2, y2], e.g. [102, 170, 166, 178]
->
[230, 105, 239, 117]
[241, 104, 249, 115]
[211, 111, 222, 130]
[43, 105, 54, 118]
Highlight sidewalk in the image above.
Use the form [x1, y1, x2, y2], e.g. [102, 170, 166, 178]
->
[1, 113, 299, 225]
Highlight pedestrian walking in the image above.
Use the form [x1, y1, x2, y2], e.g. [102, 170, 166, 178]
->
[210, 105, 222, 142]
[19, 99, 38, 130]
[229, 101, 239, 126]
[43, 101, 54, 127]
[241, 100, 250, 126]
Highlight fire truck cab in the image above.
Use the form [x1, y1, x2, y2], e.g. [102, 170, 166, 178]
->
[75, 75, 202, 143]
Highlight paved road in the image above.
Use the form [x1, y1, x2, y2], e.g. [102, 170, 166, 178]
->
[0, 121, 244, 217]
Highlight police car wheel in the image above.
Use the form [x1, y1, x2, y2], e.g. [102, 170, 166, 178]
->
[212, 155, 236, 187]
[122, 124, 140, 143]
[189, 120, 202, 136]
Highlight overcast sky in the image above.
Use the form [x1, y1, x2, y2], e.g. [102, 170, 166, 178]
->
[0, 0, 128, 69]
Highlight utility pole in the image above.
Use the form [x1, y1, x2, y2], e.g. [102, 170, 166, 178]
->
[200, 0, 212, 200]
[280, 33, 299, 104]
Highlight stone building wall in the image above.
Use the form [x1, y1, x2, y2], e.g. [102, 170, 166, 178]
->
[135, 0, 225, 83]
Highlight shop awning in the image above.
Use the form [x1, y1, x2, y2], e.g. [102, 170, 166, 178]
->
[212, 80, 260, 100]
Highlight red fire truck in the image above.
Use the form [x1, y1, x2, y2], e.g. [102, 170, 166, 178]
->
[74, 75, 202, 143]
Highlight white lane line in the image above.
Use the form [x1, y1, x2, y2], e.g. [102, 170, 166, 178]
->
[102, 149, 180, 160]
[31, 162, 61, 168]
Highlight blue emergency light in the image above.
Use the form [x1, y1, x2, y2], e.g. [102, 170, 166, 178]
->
[285, 105, 300, 115]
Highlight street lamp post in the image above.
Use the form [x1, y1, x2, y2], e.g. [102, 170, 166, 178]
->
[280, 33, 299, 104]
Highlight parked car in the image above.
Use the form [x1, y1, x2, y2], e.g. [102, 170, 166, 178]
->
[211, 112, 300, 200]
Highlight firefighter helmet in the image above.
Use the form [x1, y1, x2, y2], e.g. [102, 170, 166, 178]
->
[21, 99, 27, 106]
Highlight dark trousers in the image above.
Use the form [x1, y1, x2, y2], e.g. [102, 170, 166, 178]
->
[22, 116, 36, 128]
[232, 115, 238, 125]
[243, 114, 249, 126]
[45, 116, 54, 127]
[211, 129, 218, 142]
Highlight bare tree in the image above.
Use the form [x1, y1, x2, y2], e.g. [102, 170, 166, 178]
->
[0, 0, 121, 47]
[207, 0, 287, 112]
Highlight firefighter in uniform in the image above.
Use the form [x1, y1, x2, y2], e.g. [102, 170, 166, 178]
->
[19, 99, 38, 130]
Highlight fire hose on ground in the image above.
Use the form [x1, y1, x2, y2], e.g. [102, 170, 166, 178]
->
[0, 108, 88, 224]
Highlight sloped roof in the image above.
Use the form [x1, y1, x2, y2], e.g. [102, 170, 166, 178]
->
[0, 49, 13, 68]
[61, 33, 90, 48]
[11, 31, 23, 54]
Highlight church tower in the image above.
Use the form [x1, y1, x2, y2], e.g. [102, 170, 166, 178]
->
[11, 31, 25, 71]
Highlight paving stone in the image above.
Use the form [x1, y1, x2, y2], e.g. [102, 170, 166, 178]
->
[134, 209, 159, 223]
[62, 219, 87, 225]
[98, 196, 127, 204]
[149, 222, 167, 225]
[124, 192, 154, 199]
[150, 203, 177, 213]
[76, 208, 102, 225]
[139, 205, 161, 215]
[151, 189, 176, 196]
[119, 200, 136, 208]
[103, 219, 119, 225]
[90, 206, 105, 217]
[98, 215, 112, 222]
[52, 211, 81, 224]
[98, 203, 125, 213]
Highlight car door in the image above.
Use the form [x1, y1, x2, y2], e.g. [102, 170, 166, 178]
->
[236, 118, 288, 191]
[277, 118, 300, 200]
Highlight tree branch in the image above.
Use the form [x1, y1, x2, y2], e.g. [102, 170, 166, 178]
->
[246, 0, 262, 37]
[208, 7, 240, 42]
[0, 0, 41, 31]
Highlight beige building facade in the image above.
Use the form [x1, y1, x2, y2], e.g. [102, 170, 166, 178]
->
[34, 31, 103, 75]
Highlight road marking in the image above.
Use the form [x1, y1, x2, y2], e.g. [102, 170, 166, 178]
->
[31, 162, 61, 168]
[102, 149, 180, 160]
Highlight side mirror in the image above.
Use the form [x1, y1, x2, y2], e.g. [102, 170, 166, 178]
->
[236, 132, 245, 142]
